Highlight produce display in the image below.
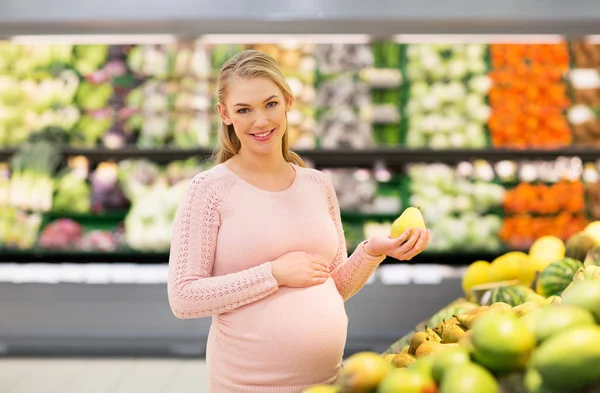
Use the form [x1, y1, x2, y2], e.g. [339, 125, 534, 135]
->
[488, 43, 572, 148]
[302, 228, 600, 393]
[406, 161, 504, 252]
[404, 43, 491, 149]
[1, 35, 600, 261]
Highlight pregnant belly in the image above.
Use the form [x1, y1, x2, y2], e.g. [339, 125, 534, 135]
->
[213, 278, 348, 386]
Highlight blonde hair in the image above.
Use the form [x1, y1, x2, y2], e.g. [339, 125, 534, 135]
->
[212, 49, 306, 167]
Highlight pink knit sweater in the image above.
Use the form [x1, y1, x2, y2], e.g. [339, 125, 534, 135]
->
[167, 162, 386, 393]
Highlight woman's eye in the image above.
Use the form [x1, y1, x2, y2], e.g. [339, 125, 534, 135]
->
[237, 108, 249, 114]
[267, 101, 278, 108]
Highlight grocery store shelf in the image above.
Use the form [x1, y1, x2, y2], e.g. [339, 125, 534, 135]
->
[2, 147, 599, 167]
[0, 248, 506, 265]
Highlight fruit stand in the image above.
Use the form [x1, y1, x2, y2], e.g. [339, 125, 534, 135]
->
[302, 229, 600, 393]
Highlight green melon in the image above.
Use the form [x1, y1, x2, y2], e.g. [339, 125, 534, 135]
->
[536, 258, 582, 297]
[485, 285, 528, 307]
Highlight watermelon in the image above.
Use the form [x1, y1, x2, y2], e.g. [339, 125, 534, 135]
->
[485, 285, 528, 307]
[536, 258, 582, 297]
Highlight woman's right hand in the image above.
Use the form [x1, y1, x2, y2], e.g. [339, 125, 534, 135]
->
[271, 251, 330, 288]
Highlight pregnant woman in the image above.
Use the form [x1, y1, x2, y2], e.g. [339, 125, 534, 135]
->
[168, 49, 430, 393]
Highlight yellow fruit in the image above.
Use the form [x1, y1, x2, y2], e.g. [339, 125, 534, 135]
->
[584, 221, 600, 245]
[529, 236, 565, 263]
[462, 260, 491, 299]
[487, 252, 526, 282]
[517, 254, 552, 286]
[338, 352, 392, 392]
[390, 207, 426, 240]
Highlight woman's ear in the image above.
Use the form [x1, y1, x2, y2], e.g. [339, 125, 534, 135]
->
[217, 102, 232, 125]
[285, 95, 294, 112]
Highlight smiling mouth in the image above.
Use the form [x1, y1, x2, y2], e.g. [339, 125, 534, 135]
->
[251, 128, 275, 137]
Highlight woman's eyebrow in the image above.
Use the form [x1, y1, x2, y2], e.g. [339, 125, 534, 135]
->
[234, 95, 279, 107]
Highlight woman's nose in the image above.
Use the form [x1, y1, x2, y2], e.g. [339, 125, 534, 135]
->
[254, 114, 268, 128]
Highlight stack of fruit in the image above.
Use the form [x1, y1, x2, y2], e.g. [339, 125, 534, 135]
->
[302, 226, 600, 393]
[568, 39, 600, 145]
[403, 43, 491, 149]
[463, 223, 600, 303]
[406, 161, 504, 251]
[488, 43, 572, 148]
[500, 180, 589, 248]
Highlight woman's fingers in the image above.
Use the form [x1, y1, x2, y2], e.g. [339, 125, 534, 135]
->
[313, 262, 329, 273]
[393, 228, 412, 245]
[401, 229, 431, 259]
[397, 229, 421, 254]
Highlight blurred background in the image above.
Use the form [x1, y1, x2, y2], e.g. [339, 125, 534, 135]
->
[1, 1, 600, 391]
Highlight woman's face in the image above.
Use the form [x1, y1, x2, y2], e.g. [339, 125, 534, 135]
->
[218, 76, 292, 157]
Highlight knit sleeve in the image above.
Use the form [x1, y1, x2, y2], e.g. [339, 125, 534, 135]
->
[167, 171, 279, 319]
[321, 174, 386, 301]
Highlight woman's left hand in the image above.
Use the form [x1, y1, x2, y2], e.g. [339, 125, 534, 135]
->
[364, 228, 431, 260]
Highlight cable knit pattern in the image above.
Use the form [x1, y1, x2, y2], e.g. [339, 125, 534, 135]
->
[306, 171, 387, 301]
[168, 167, 280, 319]
[168, 163, 386, 393]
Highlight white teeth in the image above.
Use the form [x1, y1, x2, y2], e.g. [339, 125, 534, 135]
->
[254, 130, 271, 137]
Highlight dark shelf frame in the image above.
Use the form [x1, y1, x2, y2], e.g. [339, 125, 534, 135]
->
[0, 248, 505, 266]
[1, 147, 599, 167]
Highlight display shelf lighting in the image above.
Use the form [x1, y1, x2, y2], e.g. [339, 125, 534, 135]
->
[586, 35, 600, 44]
[198, 34, 372, 45]
[393, 34, 565, 44]
[10, 34, 178, 45]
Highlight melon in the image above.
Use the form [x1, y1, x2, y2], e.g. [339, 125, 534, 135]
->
[536, 258, 582, 297]
[485, 285, 528, 307]
[529, 236, 565, 263]
[565, 232, 598, 263]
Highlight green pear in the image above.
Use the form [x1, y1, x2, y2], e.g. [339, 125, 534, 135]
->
[391, 352, 416, 368]
[415, 341, 443, 358]
[455, 313, 482, 329]
[408, 332, 430, 355]
[390, 206, 426, 240]
[408, 328, 440, 355]
[441, 323, 467, 344]
[433, 318, 459, 337]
